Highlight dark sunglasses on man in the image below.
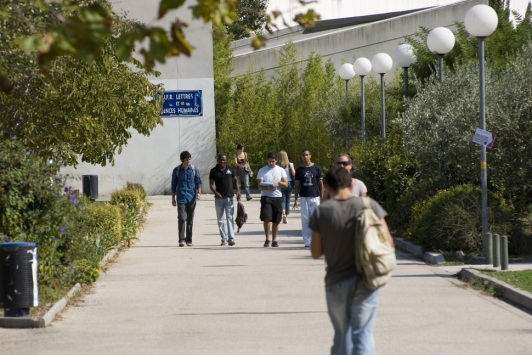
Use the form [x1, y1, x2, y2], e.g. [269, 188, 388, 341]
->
[337, 161, 351, 166]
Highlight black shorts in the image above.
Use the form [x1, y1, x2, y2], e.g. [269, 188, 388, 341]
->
[260, 196, 283, 224]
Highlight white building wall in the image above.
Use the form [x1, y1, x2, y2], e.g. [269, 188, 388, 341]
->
[268, 0, 530, 29]
[61, 0, 216, 196]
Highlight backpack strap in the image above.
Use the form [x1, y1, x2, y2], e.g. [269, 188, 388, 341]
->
[175, 164, 196, 178]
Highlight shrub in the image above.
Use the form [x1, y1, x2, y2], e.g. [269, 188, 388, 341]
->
[125, 182, 147, 202]
[408, 184, 512, 253]
[111, 189, 142, 246]
[67, 203, 122, 261]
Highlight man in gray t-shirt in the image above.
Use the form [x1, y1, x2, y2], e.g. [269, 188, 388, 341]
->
[309, 165, 394, 355]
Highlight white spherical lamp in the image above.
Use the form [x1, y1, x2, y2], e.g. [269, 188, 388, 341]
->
[371, 53, 393, 74]
[465, 5, 498, 37]
[353, 58, 372, 76]
[338, 63, 355, 80]
[427, 27, 455, 54]
[394, 44, 416, 68]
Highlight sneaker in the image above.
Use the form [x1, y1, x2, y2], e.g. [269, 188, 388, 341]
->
[247, 197, 253, 201]
[264, 240, 271, 247]
[228, 240, 236, 246]
[179, 242, 185, 247]
[304, 244, 310, 247]
[272, 241, 279, 247]
[282, 215, 287, 224]
[221, 242, 227, 246]
[186, 243, 194, 247]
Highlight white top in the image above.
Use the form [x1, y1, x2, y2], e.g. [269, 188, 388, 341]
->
[351, 178, 367, 197]
[283, 162, 294, 182]
[257, 165, 287, 198]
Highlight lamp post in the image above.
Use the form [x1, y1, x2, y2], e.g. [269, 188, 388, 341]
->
[394, 44, 417, 96]
[372, 53, 393, 139]
[338, 63, 356, 153]
[427, 27, 455, 82]
[465, 4, 498, 255]
[353, 58, 372, 148]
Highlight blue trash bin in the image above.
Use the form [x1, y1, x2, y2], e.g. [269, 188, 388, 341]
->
[0, 242, 38, 317]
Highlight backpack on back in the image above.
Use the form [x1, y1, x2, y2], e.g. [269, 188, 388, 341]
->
[175, 164, 196, 179]
[354, 197, 396, 290]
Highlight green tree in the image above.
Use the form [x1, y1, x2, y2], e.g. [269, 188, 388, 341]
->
[0, 0, 320, 93]
[225, 0, 268, 40]
[0, 1, 164, 166]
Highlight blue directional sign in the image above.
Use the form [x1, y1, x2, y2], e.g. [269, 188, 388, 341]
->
[161, 90, 203, 117]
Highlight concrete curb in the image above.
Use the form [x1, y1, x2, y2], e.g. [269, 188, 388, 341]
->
[460, 268, 532, 312]
[393, 237, 446, 264]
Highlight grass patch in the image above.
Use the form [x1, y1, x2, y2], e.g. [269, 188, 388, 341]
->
[480, 270, 532, 294]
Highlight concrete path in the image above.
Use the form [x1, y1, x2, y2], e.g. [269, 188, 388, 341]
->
[1, 195, 532, 354]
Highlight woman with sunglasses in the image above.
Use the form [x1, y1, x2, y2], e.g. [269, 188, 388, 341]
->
[335, 153, 367, 197]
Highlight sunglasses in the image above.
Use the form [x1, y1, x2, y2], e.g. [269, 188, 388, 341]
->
[337, 161, 351, 166]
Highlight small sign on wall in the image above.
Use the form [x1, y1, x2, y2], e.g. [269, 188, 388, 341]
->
[161, 90, 203, 117]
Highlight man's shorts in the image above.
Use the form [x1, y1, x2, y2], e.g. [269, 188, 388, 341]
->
[260, 196, 283, 224]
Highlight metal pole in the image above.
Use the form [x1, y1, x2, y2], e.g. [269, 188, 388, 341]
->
[485, 232, 493, 265]
[479, 37, 489, 255]
[492, 233, 500, 268]
[438, 54, 443, 83]
[403, 67, 409, 96]
[500, 235, 508, 270]
[345, 80, 349, 153]
[361, 76, 366, 148]
[380, 73, 385, 139]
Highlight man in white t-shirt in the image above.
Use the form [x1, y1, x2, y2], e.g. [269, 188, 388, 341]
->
[257, 152, 288, 247]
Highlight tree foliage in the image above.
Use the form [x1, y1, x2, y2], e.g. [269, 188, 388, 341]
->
[0, 0, 320, 93]
[0, 1, 164, 166]
[225, 0, 268, 40]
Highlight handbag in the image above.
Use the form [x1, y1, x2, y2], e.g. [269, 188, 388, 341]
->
[245, 162, 253, 177]
[244, 153, 253, 177]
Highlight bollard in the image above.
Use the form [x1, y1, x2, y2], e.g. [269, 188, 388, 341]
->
[484, 232, 493, 265]
[492, 233, 500, 268]
[500, 235, 508, 270]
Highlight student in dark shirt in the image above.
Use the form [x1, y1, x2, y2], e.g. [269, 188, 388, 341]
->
[293, 149, 324, 247]
[209, 154, 241, 246]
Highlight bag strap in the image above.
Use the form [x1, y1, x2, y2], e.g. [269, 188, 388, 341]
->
[361, 196, 371, 210]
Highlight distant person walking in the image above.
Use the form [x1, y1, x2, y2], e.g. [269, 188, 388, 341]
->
[234, 143, 253, 201]
[257, 152, 288, 247]
[209, 154, 241, 246]
[310, 166, 393, 355]
[278, 150, 296, 224]
[171, 151, 202, 247]
[293, 149, 324, 247]
[336, 153, 367, 197]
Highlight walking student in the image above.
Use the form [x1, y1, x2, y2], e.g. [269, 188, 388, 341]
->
[293, 149, 324, 247]
[336, 153, 367, 197]
[234, 143, 253, 201]
[309, 165, 393, 355]
[257, 152, 288, 247]
[278, 150, 295, 224]
[171, 151, 202, 247]
[209, 154, 241, 246]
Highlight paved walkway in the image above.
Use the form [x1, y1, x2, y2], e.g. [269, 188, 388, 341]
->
[1, 194, 532, 354]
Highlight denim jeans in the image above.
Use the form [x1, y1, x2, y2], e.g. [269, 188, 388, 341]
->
[237, 174, 251, 199]
[325, 275, 380, 355]
[214, 197, 235, 242]
[281, 181, 293, 215]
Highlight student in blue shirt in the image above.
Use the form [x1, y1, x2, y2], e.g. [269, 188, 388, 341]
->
[171, 151, 202, 247]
